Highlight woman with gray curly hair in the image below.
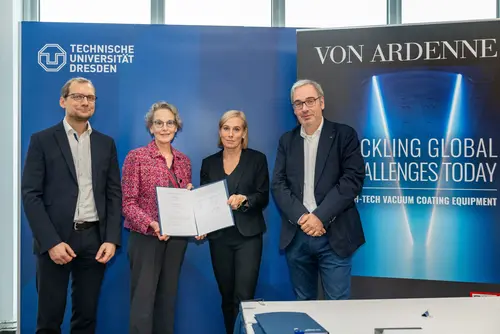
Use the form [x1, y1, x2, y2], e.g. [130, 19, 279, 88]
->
[121, 101, 192, 334]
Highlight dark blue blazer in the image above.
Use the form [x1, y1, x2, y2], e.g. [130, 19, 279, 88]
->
[21, 122, 122, 255]
[271, 118, 365, 258]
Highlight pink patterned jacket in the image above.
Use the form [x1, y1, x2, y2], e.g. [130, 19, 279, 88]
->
[121, 140, 192, 235]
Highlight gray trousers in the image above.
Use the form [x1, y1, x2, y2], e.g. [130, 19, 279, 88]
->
[128, 231, 188, 334]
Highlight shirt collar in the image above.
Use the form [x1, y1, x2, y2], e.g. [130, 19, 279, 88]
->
[300, 116, 324, 139]
[63, 117, 92, 136]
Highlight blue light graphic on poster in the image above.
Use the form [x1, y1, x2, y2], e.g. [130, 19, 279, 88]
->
[356, 69, 499, 283]
[297, 24, 500, 286]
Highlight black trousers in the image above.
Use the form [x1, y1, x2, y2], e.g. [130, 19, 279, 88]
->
[128, 231, 188, 334]
[209, 227, 263, 334]
[36, 224, 106, 334]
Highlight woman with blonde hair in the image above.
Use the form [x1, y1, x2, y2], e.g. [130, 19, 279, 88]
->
[200, 110, 269, 334]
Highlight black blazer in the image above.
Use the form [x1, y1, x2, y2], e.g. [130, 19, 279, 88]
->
[271, 118, 366, 258]
[200, 148, 269, 239]
[21, 122, 122, 255]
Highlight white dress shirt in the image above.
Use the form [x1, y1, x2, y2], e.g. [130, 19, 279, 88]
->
[63, 118, 99, 222]
[301, 117, 324, 213]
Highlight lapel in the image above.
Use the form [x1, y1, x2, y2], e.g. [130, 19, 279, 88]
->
[90, 132, 98, 191]
[292, 129, 305, 196]
[314, 119, 336, 188]
[229, 149, 248, 192]
[214, 150, 226, 182]
[54, 122, 77, 184]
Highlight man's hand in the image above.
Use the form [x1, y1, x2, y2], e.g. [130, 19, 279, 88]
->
[48, 242, 76, 265]
[299, 214, 326, 237]
[96, 242, 116, 264]
[227, 194, 247, 210]
[187, 183, 194, 190]
[150, 221, 169, 241]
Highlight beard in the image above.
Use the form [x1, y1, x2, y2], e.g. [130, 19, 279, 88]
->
[75, 115, 91, 122]
[69, 111, 93, 122]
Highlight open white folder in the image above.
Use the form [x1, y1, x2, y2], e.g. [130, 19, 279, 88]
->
[156, 180, 234, 236]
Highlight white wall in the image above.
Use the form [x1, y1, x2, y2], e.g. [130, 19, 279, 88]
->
[0, 0, 20, 330]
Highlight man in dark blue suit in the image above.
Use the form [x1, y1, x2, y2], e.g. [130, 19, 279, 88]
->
[21, 77, 122, 333]
[271, 79, 365, 300]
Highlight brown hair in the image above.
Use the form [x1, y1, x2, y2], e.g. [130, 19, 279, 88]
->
[60, 77, 95, 98]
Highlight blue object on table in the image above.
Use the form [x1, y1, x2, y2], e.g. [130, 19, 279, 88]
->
[253, 311, 328, 333]
[252, 323, 266, 334]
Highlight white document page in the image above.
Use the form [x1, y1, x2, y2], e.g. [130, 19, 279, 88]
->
[156, 187, 198, 236]
[193, 180, 234, 235]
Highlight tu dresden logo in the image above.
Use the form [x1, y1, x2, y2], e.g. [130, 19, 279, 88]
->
[38, 44, 67, 72]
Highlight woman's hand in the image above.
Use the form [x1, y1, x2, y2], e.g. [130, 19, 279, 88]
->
[195, 234, 207, 241]
[149, 221, 169, 241]
[227, 194, 247, 210]
[186, 183, 194, 190]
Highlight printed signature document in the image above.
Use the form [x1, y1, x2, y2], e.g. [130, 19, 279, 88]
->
[156, 180, 234, 236]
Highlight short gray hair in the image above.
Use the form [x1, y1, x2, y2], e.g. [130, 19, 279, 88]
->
[145, 101, 183, 132]
[290, 79, 324, 102]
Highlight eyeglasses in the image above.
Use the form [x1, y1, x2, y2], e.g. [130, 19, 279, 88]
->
[67, 93, 97, 103]
[292, 96, 320, 110]
[153, 119, 177, 129]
